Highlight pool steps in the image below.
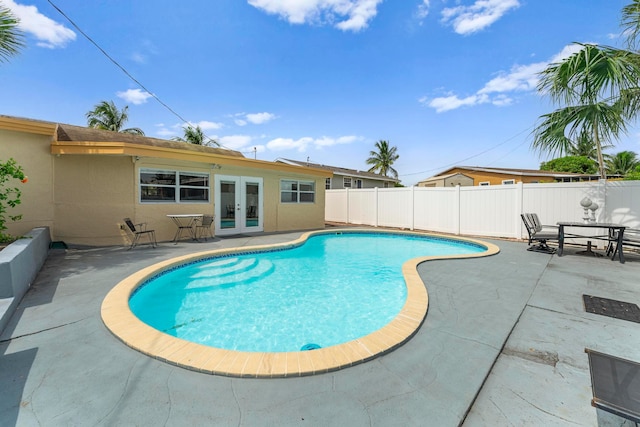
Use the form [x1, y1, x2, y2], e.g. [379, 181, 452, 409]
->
[186, 258, 275, 290]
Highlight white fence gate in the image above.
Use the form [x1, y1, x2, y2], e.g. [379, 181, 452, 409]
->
[325, 180, 640, 241]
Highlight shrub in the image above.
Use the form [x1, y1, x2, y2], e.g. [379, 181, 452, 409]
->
[0, 158, 27, 242]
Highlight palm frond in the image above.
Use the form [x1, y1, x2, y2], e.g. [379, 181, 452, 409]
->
[0, 6, 25, 63]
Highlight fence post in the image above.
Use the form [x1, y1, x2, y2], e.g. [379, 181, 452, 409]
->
[515, 181, 524, 239]
[598, 179, 607, 223]
[454, 185, 461, 235]
[410, 186, 415, 231]
[346, 188, 350, 225]
[374, 187, 379, 227]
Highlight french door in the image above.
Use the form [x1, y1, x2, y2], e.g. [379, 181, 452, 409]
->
[215, 175, 263, 235]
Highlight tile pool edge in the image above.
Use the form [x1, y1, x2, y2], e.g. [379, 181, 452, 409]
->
[100, 229, 500, 378]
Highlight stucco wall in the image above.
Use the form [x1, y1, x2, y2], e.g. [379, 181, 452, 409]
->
[0, 129, 55, 238]
[53, 155, 136, 246]
[2, 124, 327, 246]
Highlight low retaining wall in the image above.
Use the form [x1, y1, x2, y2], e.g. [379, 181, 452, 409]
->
[0, 227, 51, 334]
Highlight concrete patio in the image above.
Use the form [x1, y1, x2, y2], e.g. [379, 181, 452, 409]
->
[1, 229, 639, 426]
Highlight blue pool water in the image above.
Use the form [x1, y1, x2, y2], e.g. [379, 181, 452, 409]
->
[129, 232, 484, 352]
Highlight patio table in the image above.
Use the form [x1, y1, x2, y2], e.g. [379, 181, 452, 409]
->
[167, 214, 203, 244]
[557, 222, 626, 263]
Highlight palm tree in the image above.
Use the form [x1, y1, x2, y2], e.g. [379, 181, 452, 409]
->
[0, 4, 24, 63]
[606, 150, 639, 175]
[531, 43, 640, 179]
[172, 125, 219, 146]
[567, 132, 613, 162]
[366, 140, 399, 178]
[622, 0, 640, 49]
[85, 101, 144, 135]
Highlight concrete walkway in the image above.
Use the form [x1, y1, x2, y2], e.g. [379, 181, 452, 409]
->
[1, 230, 639, 426]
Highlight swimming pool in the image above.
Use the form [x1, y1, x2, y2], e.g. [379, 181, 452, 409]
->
[130, 232, 484, 353]
[101, 229, 499, 377]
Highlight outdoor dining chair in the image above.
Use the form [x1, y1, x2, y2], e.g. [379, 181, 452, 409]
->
[195, 214, 214, 241]
[123, 218, 157, 249]
[521, 213, 558, 254]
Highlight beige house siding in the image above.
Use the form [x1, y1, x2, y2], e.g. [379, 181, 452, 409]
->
[1, 117, 330, 246]
[1, 128, 56, 238]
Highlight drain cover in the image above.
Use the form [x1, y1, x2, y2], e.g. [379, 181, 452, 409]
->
[583, 295, 640, 323]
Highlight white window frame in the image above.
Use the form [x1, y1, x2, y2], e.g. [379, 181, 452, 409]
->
[139, 168, 210, 203]
[383, 181, 390, 188]
[501, 179, 516, 185]
[343, 177, 352, 188]
[479, 181, 490, 186]
[280, 179, 316, 204]
[355, 179, 363, 189]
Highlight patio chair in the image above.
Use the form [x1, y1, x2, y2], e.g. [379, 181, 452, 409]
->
[606, 228, 640, 258]
[195, 214, 214, 241]
[521, 213, 558, 254]
[123, 218, 157, 249]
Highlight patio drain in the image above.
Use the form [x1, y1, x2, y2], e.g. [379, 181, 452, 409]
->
[583, 295, 640, 323]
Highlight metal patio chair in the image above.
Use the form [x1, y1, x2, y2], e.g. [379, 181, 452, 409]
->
[195, 214, 214, 241]
[521, 213, 558, 254]
[123, 218, 157, 249]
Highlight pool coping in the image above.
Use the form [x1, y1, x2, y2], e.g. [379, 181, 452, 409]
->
[100, 229, 500, 378]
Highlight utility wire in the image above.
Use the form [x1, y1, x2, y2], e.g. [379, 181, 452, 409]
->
[46, 0, 232, 151]
[399, 124, 535, 177]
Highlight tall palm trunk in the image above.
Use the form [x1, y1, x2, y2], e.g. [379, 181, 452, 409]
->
[593, 118, 607, 179]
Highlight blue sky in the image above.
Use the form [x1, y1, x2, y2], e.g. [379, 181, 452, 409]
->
[2, 0, 636, 184]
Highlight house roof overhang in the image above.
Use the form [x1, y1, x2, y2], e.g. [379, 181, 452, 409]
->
[1, 116, 332, 178]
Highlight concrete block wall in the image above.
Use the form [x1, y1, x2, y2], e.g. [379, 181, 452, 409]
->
[0, 227, 51, 334]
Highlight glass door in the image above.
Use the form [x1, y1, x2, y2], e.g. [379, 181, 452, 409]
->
[215, 175, 263, 235]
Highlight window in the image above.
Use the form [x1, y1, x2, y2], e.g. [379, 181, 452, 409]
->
[343, 177, 352, 188]
[140, 169, 209, 203]
[281, 180, 315, 203]
[384, 181, 390, 188]
[479, 181, 490, 186]
[325, 177, 331, 190]
[502, 179, 515, 185]
[355, 179, 363, 189]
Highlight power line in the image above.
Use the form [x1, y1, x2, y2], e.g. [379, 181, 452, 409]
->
[46, 0, 233, 151]
[399, 124, 535, 177]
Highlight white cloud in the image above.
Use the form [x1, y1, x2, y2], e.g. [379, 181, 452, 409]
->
[7, 0, 76, 48]
[422, 44, 582, 113]
[478, 62, 547, 94]
[245, 112, 277, 124]
[416, 0, 430, 24]
[116, 89, 153, 105]
[315, 135, 363, 146]
[235, 119, 248, 126]
[267, 137, 314, 152]
[219, 135, 254, 150]
[441, 0, 520, 35]
[247, 0, 383, 32]
[266, 135, 362, 151]
[192, 120, 224, 130]
[426, 93, 489, 113]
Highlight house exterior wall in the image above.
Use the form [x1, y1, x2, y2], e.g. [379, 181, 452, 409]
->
[446, 168, 551, 185]
[331, 174, 393, 189]
[1, 120, 328, 247]
[1, 129, 56, 238]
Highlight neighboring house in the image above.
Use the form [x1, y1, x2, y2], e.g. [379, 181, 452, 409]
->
[276, 158, 400, 189]
[416, 172, 473, 188]
[417, 166, 604, 187]
[1, 115, 331, 246]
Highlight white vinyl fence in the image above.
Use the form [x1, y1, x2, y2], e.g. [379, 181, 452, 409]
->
[325, 180, 640, 242]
